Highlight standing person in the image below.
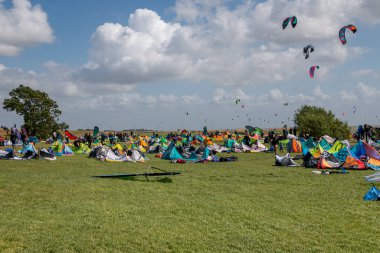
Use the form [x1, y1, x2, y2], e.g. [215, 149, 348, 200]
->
[86, 132, 93, 148]
[271, 135, 279, 154]
[10, 130, 17, 149]
[358, 125, 364, 140]
[293, 126, 297, 137]
[364, 124, 371, 143]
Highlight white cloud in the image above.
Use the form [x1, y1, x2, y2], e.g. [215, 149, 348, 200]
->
[259, 88, 313, 104]
[351, 68, 379, 78]
[76, 0, 373, 88]
[357, 82, 380, 98]
[78, 9, 186, 85]
[212, 88, 252, 104]
[351, 68, 375, 77]
[339, 90, 358, 101]
[313, 86, 331, 100]
[0, 0, 54, 56]
[357, 0, 380, 24]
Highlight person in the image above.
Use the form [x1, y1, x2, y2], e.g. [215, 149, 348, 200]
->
[364, 124, 371, 143]
[293, 126, 297, 136]
[243, 134, 251, 147]
[10, 130, 17, 149]
[358, 125, 364, 140]
[271, 135, 279, 154]
[73, 139, 80, 148]
[86, 132, 93, 148]
[282, 126, 287, 138]
[279, 141, 283, 153]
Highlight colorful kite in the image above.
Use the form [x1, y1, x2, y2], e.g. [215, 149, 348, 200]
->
[339, 24, 357, 45]
[283, 16, 297, 29]
[309, 65, 319, 78]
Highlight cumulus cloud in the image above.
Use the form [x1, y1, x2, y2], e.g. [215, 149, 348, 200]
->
[77, 9, 186, 85]
[357, 0, 380, 24]
[0, 0, 54, 56]
[351, 68, 379, 79]
[76, 0, 372, 88]
[259, 88, 313, 104]
[213, 88, 252, 104]
[339, 90, 358, 101]
[357, 82, 380, 98]
[313, 86, 331, 100]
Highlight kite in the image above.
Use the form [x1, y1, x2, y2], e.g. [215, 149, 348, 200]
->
[65, 130, 78, 140]
[235, 99, 241, 105]
[339, 24, 357, 45]
[185, 112, 189, 116]
[303, 45, 314, 59]
[283, 16, 297, 29]
[284, 102, 289, 106]
[309, 65, 319, 78]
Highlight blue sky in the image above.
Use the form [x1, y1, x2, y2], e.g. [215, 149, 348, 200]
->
[0, 0, 379, 131]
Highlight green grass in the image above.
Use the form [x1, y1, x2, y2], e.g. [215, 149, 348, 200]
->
[0, 152, 379, 252]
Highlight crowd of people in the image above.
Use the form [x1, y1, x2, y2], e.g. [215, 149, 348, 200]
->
[1, 123, 379, 152]
[355, 124, 378, 142]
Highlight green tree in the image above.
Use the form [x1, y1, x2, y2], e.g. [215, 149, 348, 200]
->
[294, 105, 350, 139]
[3, 85, 62, 138]
[59, 122, 70, 130]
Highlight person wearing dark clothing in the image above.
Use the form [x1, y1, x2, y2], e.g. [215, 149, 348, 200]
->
[271, 136, 279, 154]
[243, 134, 251, 147]
[86, 132, 93, 148]
[293, 126, 297, 136]
[10, 131, 17, 149]
[364, 124, 371, 143]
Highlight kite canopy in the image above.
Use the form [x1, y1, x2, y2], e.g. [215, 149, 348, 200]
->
[363, 186, 380, 201]
[309, 65, 319, 78]
[303, 45, 314, 59]
[282, 16, 297, 29]
[339, 24, 357, 45]
[245, 125, 263, 136]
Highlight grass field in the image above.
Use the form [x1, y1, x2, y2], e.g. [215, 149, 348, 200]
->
[0, 151, 379, 252]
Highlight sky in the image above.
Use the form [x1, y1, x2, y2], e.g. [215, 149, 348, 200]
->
[0, 0, 379, 131]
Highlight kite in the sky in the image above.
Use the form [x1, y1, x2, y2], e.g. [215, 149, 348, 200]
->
[339, 24, 357, 45]
[284, 102, 289, 106]
[235, 99, 241, 105]
[309, 65, 319, 78]
[282, 16, 297, 29]
[303, 45, 314, 59]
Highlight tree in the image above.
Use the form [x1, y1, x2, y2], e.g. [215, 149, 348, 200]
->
[59, 122, 70, 130]
[3, 85, 62, 138]
[294, 105, 350, 140]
